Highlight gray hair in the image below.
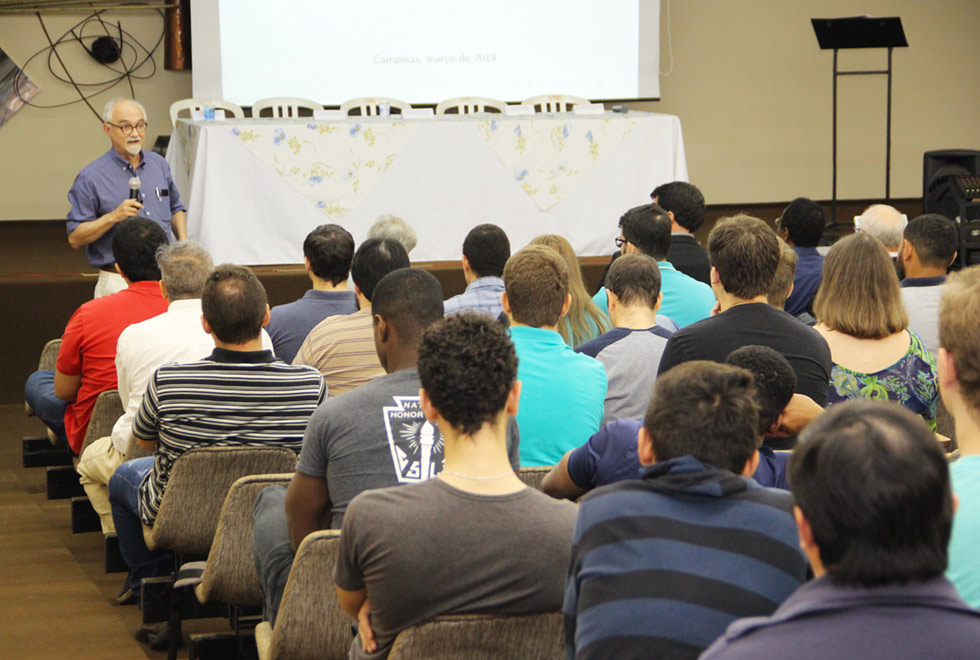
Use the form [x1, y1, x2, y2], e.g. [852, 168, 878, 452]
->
[855, 204, 908, 251]
[156, 240, 213, 300]
[102, 97, 148, 124]
[367, 214, 417, 254]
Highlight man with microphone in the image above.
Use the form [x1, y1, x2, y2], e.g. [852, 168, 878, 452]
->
[67, 98, 187, 297]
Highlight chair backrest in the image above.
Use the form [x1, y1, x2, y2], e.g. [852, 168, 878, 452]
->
[435, 97, 506, 115]
[388, 612, 564, 660]
[340, 97, 412, 117]
[262, 530, 350, 660]
[123, 431, 154, 462]
[936, 396, 957, 448]
[517, 466, 553, 491]
[169, 98, 245, 126]
[78, 389, 124, 456]
[38, 338, 61, 372]
[523, 94, 590, 113]
[195, 473, 293, 607]
[251, 97, 323, 118]
[145, 446, 298, 555]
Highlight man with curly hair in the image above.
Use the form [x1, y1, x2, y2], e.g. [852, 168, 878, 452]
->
[333, 313, 577, 659]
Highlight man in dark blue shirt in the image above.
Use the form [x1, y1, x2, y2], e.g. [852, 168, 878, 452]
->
[67, 98, 186, 296]
[776, 197, 824, 317]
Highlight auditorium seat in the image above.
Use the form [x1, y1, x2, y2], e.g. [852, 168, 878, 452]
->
[523, 94, 590, 113]
[254, 529, 349, 660]
[518, 465, 552, 491]
[169, 98, 245, 126]
[340, 97, 412, 116]
[435, 97, 506, 115]
[77, 389, 124, 457]
[250, 97, 323, 118]
[388, 612, 564, 660]
[25, 338, 60, 418]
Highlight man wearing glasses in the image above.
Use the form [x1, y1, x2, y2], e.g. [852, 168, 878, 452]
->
[67, 98, 187, 297]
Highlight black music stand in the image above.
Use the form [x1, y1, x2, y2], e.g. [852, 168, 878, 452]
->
[811, 16, 907, 225]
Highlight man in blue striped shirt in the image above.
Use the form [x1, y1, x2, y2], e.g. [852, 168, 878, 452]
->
[564, 361, 808, 660]
[108, 265, 325, 615]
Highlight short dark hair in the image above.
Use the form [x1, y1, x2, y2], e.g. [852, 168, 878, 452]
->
[371, 268, 445, 344]
[708, 215, 780, 299]
[778, 197, 825, 247]
[618, 203, 671, 260]
[201, 264, 268, 344]
[644, 361, 760, 473]
[791, 400, 953, 586]
[418, 313, 518, 435]
[725, 345, 796, 435]
[605, 253, 662, 309]
[462, 224, 511, 278]
[651, 181, 705, 232]
[351, 238, 411, 303]
[502, 245, 568, 327]
[904, 214, 958, 270]
[304, 224, 355, 285]
[112, 218, 168, 282]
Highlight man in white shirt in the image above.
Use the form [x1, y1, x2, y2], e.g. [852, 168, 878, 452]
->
[76, 241, 273, 537]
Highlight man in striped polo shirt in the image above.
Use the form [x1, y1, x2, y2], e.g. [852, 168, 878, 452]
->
[564, 361, 808, 660]
[108, 265, 325, 613]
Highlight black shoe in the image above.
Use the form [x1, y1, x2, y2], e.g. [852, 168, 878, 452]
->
[134, 623, 166, 644]
[147, 625, 183, 652]
[116, 576, 136, 606]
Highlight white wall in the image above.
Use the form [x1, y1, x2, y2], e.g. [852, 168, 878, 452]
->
[0, 1, 977, 220]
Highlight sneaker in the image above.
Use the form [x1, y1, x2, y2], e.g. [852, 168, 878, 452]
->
[116, 575, 136, 606]
[133, 622, 165, 644]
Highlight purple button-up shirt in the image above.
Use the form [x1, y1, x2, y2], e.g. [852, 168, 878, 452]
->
[67, 148, 186, 268]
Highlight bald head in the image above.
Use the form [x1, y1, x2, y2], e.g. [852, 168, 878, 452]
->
[856, 204, 907, 252]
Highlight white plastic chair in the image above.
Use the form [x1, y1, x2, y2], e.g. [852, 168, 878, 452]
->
[169, 98, 244, 126]
[251, 97, 323, 118]
[523, 94, 590, 113]
[435, 97, 507, 115]
[340, 97, 412, 116]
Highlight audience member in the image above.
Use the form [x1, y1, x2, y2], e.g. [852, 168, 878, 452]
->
[542, 344, 814, 500]
[767, 238, 817, 325]
[703, 400, 980, 660]
[593, 203, 715, 327]
[67, 98, 186, 297]
[253, 272, 522, 625]
[652, 180, 710, 283]
[25, 218, 169, 453]
[814, 232, 938, 428]
[367, 214, 417, 254]
[658, 215, 832, 443]
[937, 267, 980, 607]
[899, 213, 958, 356]
[776, 197, 825, 316]
[443, 223, 510, 319]
[265, 224, 357, 363]
[108, 265, 324, 617]
[335, 315, 577, 659]
[293, 238, 410, 395]
[503, 245, 606, 466]
[76, 240, 219, 537]
[529, 234, 610, 347]
[575, 253, 671, 422]
[564, 361, 808, 660]
[855, 203, 907, 258]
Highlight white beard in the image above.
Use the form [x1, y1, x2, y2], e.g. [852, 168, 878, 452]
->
[125, 140, 141, 156]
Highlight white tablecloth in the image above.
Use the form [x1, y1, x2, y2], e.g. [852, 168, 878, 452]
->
[167, 112, 687, 264]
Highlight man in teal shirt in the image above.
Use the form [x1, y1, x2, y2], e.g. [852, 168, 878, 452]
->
[503, 245, 607, 467]
[937, 266, 980, 607]
[593, 203, 715, 327]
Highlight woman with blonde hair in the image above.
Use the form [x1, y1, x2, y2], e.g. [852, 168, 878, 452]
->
[529, 234, 610, 347]
[813, 232, 938, 428]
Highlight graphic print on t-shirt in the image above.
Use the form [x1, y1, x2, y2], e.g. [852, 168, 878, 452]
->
[382, 396, 445, 482]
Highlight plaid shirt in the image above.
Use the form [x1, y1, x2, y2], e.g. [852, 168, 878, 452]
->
[443, 276, 505, 319]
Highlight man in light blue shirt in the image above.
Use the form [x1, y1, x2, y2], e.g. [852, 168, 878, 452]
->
[503, 245, 606, 466]
[444, 224, 510, 320]
[593, 203, 715, 327]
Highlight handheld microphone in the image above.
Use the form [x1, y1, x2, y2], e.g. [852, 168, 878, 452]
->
[129, 177, 141, 201]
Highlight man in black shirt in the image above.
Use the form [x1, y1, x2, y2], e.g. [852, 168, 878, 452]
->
[652, 181, 710, 284]
[658, 215, 831, 436]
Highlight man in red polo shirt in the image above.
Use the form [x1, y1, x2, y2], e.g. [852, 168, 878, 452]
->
[25, 218, 170, 454]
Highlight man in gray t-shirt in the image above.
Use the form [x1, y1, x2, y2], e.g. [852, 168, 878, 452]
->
[335, 312, 576, 659]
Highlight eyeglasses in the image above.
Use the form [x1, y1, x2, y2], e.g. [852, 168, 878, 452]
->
[615, 236, 631, 249]
[107, 121, 148, 134]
